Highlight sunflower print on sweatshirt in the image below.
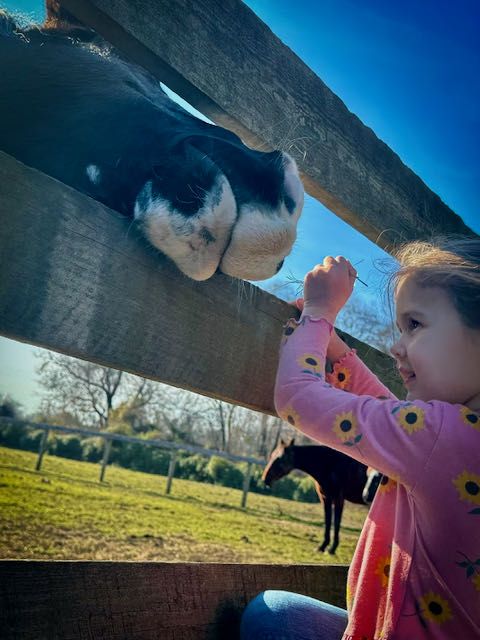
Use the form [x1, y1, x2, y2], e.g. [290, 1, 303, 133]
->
[460, 406, 480, 432]
[453, 470, 480, 515]
[392, 402, 425, 434]
[332, 411, 363, 446]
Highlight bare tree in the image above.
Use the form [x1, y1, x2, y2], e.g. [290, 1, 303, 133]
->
[255, 413, 284, 459]
[144, 384, 212, 444]
[36, 351, 161, 430]
[203, 399, 238, 453]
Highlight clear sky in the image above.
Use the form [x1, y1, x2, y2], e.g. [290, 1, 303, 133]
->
[1, 0, 479, 413]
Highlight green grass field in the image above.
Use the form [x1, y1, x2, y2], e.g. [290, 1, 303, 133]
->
[0, 446, 367, 564]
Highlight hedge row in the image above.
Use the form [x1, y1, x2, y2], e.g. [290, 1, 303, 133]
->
[0, 422, 318, 503]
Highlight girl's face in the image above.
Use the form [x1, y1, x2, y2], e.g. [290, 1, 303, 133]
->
[391, 277, 480, 411]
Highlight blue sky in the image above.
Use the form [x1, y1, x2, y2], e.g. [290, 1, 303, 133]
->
[1, 0, 479, 412]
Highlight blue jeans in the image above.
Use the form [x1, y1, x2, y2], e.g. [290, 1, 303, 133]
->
[240, 590, 348, 640]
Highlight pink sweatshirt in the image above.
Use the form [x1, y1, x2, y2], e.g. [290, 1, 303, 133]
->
[274, 315, 480, 640]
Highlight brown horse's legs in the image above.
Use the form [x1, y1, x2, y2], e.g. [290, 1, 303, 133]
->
[318, 496, 332, 552]
[329, 497, 345, 554]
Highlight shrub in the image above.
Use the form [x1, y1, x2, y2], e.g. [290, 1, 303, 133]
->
[176, 454, 210, 482]
[81, 437, 105, 463]
[206, 456, 244, 489]
[146, 448, 171, 475]
[0, 420, 28, 449]
[49, 435, 83, 460]
[111, 441, 170, 475]
[269, 475, 298, 500]
[293, 476, 318, 503]
[19, 428, 45, 452]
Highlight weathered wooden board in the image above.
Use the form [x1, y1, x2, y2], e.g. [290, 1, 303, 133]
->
[0, 152, 404, 411]
[60, 0, 474, 249]
[0, 560, 348, 639]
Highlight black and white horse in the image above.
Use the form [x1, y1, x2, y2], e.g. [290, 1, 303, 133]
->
[0, 6, 303, 281]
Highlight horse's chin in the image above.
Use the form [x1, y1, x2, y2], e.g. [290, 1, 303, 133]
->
[135, 175, 237, 281]
[219, 203, 298, 281]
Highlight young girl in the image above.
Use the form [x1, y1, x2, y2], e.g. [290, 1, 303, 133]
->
[241, 236, 480, 640]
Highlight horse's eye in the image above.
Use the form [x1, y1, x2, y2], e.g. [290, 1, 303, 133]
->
[276, 260, 285, 273]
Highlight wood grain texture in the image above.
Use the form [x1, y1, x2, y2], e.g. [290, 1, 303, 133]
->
[0, 560, 348, 639]
[60, 0, 475, 249]
[0, 152, 404, 412]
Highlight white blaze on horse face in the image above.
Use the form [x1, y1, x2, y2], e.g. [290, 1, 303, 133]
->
[283, 154, 304, 213]
[134, 176, 237, 281]
[362, 467, 381, 505]
[86, 164, 101, 185]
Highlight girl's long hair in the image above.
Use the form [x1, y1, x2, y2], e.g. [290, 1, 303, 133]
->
[392, 235, 480, 329]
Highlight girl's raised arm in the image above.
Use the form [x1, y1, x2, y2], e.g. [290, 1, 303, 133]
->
[275, 315, 443, 490]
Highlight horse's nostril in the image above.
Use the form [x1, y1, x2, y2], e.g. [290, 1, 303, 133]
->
[284, 194, 296, 214]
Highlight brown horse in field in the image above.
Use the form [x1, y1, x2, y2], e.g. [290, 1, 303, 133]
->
[262, 439, 379, 554]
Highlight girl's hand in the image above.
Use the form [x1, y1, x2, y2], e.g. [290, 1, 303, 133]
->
[302, 256, 356, 324]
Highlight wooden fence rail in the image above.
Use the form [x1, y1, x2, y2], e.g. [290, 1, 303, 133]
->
[0, 151, 404, 414]
[0, 417, 264, 507]
[0, 561, 349, 640]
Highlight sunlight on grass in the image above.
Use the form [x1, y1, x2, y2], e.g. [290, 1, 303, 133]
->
[0, 447, 367, 564]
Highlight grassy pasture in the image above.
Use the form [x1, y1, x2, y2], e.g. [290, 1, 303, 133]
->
[0, 446, 367, 564]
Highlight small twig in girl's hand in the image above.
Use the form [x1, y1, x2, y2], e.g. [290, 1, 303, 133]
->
[286, 271, 368, 290]
[352, 260, 368, 286]
[285, 271, 305, 297]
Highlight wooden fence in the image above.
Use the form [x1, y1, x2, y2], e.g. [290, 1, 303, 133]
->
[0, 0, 476, 638]
[0, 417, 265, 507]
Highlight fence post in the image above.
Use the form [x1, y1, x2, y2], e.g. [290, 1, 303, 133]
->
[99, 438, 112, 482]
[241, 462, 252, 508]
[35, 429, 50, 471]
[165, 451, 177, 495]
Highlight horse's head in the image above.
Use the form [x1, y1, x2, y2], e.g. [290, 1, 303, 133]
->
[133, 118, 304, 282]
[0, 13, 304, 282]
[262, 438, 296, 487]
[362, 467, 382, 505]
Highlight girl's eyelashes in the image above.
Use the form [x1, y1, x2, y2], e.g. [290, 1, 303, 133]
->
[406, 317, 421, 332]
[396, 317, 422, 334]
